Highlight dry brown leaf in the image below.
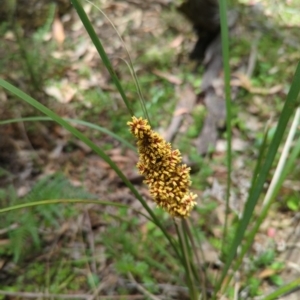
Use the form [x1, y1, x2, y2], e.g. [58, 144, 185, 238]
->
[140, 223, 148, 242]
[232, 73, 283, 95]
[17, 186, 30, 197]
[174, 107, 189, 116]
[153, 69, 182, 85]
[258, 268, 277, 279]
[4, 31, 15, 41]
[268, 84, 283, 94]
[216, 138, 248, 152]
[196, 240, 221, 265]
[73, 42, 88, 59]
[249, 85, 283, 95]
[52, 17, 65, 45]
[0, 239, 10, 246]
[57, 222, 71, 236]
[231, 72, 252, 90]
[169, 35, 184, 48]
[61, 84, 76, 103]
[44, 86, 64, 102]
[163, 85, 195, 142]
[45, 81, 76, 103]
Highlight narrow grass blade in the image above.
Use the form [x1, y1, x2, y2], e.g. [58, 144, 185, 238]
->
[0, 78, 181, 261]
[264, 277, 300, 300]
[71, 0, 133, 115]
[0, 199, 127, 214]
[249, 125, 270, 191]
[215, 61, 300, 294]
[181, 221, 199, 300]
[187, 219, 210, 295]
[228, 107, 300, 285]
[85, 0, 150, 123]
[121, 58, 151, 125]
[175, 221, 198, 300]
[182, 220, 205, 298]
[14, 24, 39, 91]
[219, 0, 232, 252]
[262, 107, 300, 207]
[0, 116, 135, 151]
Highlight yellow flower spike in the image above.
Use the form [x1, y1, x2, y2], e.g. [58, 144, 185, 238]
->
[128, 116, 197, 218]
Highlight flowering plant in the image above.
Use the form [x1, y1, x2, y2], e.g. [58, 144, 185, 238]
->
[128, 116, 197, 217]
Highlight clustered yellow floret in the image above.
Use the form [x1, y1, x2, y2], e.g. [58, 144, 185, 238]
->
[127, 116, 197, 218]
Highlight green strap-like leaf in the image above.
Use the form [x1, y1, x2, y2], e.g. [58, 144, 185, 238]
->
[219, 0, 233, 257]
[0, 78, 181, 263]
[0, 116, 135, 151]
[0, 199, 127, 214]
[216, 61, 300, 294]
[264, 277, 300, 300]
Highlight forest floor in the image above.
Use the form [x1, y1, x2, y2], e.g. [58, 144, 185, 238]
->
[0, 0, 300, 299]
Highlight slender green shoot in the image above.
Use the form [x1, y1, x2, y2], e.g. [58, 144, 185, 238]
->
[262, 107, 300, 207]
[215, 61, 300, 295]
[0, 78, 181, 262]
[249, 124, 270, 192]
[71, 0, 133, 115]
[223, 107, 300, 291]
[85, 0, 150, 123]
[228, 107, 300, 287]
[0, 116, 135, 151]
[183, 219, 207, 298]
[0, 199, 127, 214]
[219, 0, 232, 256]
[175, 220, 198, 300]
[264, 277, 300, 300]
[14, 24, 39, 91]
[121, 58, 151, 125]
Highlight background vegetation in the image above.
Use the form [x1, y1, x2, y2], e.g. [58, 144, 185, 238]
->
[0, 0, 300, 299]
